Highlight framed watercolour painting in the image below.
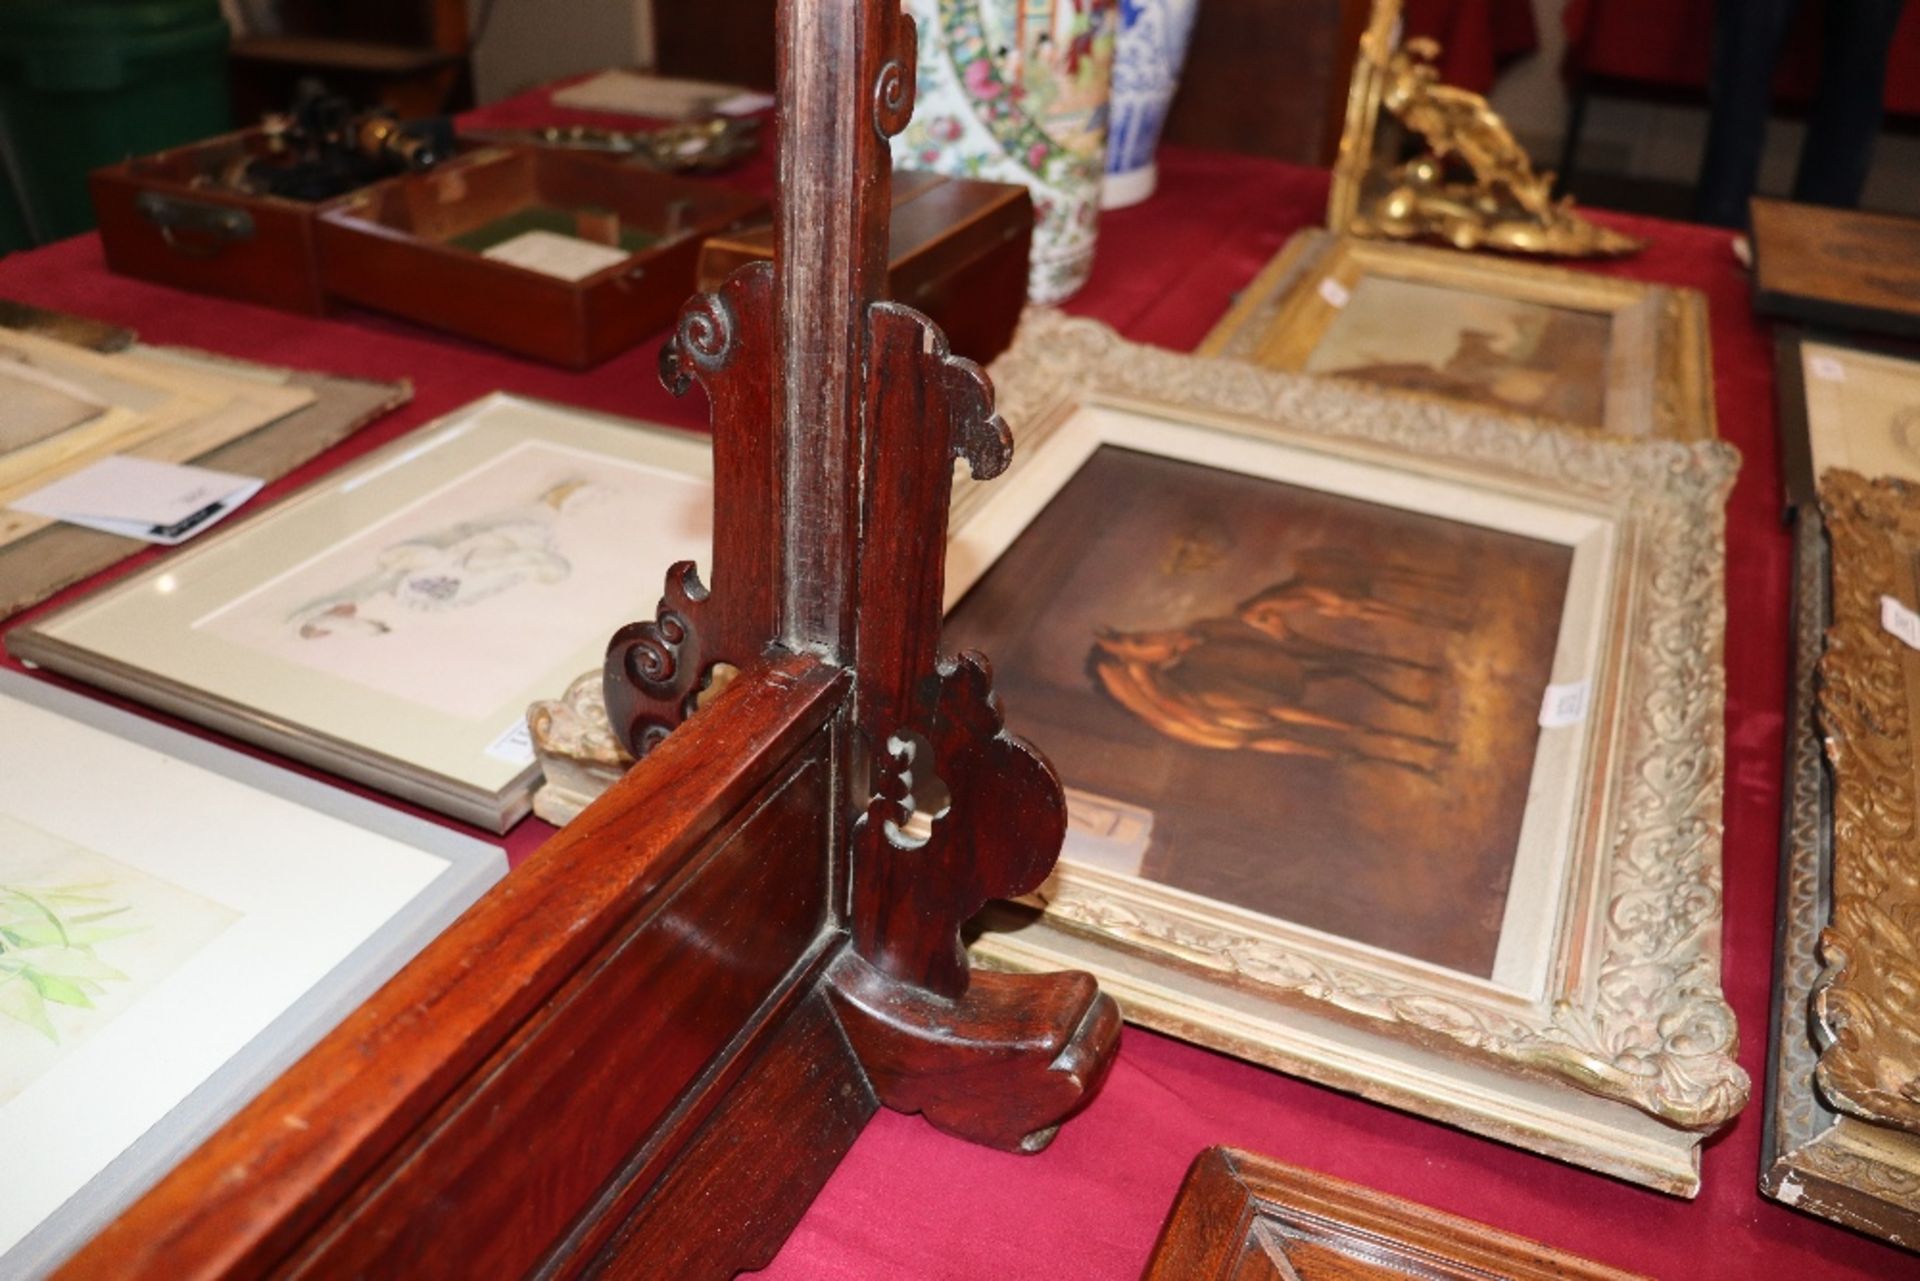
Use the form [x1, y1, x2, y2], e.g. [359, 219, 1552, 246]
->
[959, 312, 1745, 1194]
[1197, 230, 1714, 442]
[0, 670, 503, 1278]
[11, 394, 714, 832]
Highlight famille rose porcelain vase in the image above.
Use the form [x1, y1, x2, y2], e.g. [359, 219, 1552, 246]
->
[1102, 0, 1199, 208]
[894, 0, 1119, 303]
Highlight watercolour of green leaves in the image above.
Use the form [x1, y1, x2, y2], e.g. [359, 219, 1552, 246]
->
[0, 883, 137, 1043]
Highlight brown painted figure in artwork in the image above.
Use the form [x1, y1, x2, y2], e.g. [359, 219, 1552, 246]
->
[1088, 549, 1466, 776]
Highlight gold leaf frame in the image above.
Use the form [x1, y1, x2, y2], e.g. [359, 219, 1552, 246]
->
[1761, 502, 1920, 1245]
[1198, 230, 1715, 442]
[967, 310, 1746, 1195]
[1813, 472, 1920, 1134]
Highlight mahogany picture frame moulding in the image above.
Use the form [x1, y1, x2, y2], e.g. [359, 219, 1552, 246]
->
[55, 1, 1120, 1276]
[1143, 1147, 1646, 1280]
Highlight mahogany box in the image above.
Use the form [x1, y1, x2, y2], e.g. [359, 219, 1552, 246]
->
[317, 147, 767, 368]
[94, 135, 769, 368]
[91, 126, 343, 315]
[697, 170, 1033, 363]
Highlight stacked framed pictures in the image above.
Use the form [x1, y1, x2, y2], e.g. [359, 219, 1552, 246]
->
[958, 313, 1744, 1193]
[1764, 330, 1920, 1245]
[519, 313, 1746, 1191]
[10, 394, 714, 832]
[1198, 230, 1715, 442]
[0, 670, 503, 1278]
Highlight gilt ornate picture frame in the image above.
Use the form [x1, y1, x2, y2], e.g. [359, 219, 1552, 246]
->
[961, 312, 1744, 1194]
[1199, 230, 1714, 442]
[1761, 474, 1920, 1245]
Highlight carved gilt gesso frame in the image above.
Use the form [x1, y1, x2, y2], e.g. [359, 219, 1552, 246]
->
[964, 312, 1746, 1195]
[1760, 474, 1920, 1248]
[1198, 229, 1715, 442]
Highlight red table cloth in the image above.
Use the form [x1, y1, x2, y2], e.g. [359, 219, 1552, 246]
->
[0, 82, 1907, 1280]
[1565, 0, 1920, 116]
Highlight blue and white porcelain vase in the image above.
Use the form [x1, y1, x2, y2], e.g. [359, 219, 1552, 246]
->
[893, 0, 1119, 304]
[1102, 0, 1199, 209]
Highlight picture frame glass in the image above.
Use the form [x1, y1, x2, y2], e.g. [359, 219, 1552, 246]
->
[946, 402, 1615, 996]
[1800, 339, 1920, 485]
[1304, 275, 1615, 429]
[0, 674, 502, 1273]
[16, 395, 715, 827]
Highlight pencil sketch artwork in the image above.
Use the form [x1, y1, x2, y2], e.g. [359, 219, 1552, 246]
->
[0, 817, 235, 1106]
[195, 441, 713, 720]
[944, 446, 1570, 978]
[282, 477, 597, 641]
[1306, 276, 1613, 428]
[1803, 343, 1920, 486]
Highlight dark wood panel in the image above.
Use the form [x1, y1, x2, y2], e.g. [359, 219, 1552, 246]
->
[284, 732, 839, 1278]
[59, 655, 849, 1280]
[584, 990, 876, 1279]
[653, 0, 778, 90]
[1162, 0, 1369, 165]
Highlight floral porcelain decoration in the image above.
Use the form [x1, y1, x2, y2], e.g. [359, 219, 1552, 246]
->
[895, 0, 1119, 304]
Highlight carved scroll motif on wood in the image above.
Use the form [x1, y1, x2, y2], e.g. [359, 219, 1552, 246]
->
[1815, 470, 1920, 1136]
[605, 264, 779, 757]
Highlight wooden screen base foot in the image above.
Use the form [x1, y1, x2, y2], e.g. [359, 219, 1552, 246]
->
[827, 950, 1121, 1153]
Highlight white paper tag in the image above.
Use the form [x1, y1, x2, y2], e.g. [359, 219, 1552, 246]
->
[1808, 353, 1847, 383]
[1881, 595, 1920, 650]
[9, 456, 262, 545]
[714, 91, 776, 116]
[1539, 679, 1592, 728]
[481, 230, 630, 282]
[1318, 278, 1352, 309]
[485, 718, 536, 766]
[1060, 789, 1155, 879]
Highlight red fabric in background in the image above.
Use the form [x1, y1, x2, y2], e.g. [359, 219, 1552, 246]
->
[0, 79, 1905, 1278]
[1565, 0, 1920, 115]
[1406, 0, 1542, 93]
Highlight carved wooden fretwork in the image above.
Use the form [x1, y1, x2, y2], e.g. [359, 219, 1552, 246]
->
[604, 0, 1118, 1151]
[1815, 471, 1920, 1137]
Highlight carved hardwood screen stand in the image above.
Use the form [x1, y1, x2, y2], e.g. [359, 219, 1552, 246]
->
[59, 2, 1117, 1276]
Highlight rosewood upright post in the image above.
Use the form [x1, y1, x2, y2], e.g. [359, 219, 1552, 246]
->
[606, 0, 1121, 1151]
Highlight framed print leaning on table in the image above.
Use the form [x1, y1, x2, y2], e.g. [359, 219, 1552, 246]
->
[0, 670, 502, 1279]
[957, 312, 1746, 1195]
[1198, 229, 1715, 442]
[11, 393, 714, 832]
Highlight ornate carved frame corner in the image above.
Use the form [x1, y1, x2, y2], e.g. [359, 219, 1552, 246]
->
[1144, 1146, 1646, 1280]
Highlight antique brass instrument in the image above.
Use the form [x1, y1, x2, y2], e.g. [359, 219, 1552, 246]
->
[1329, 0, 1642, 259]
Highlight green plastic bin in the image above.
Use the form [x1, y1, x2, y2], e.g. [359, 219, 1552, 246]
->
[0, 0, 230, 244]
